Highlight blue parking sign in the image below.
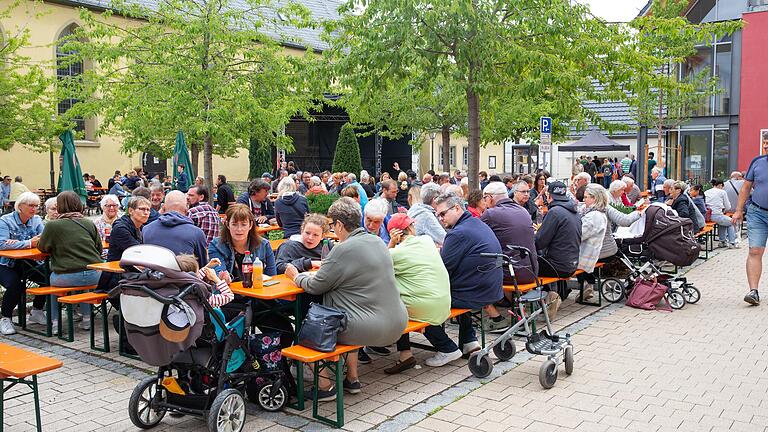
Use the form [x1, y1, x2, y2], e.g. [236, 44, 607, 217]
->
[540, 117, 552, 134]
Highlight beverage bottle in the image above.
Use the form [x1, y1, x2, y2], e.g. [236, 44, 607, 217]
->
[253, 256, 264, 289]
[242, 251, 253, 288]
[104, 225, 111, 244]
[321, 239, 330, 261]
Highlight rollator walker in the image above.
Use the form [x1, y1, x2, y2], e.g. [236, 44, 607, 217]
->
[470, 246, 574, 389]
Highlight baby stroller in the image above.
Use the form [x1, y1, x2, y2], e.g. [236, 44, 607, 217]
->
[600, 206, 702, 309]
[470, 246, 574, 389]
[114, 245, 287, 432]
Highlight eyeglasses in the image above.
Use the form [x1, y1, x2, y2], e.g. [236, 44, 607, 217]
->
[105, 204, 118, 208]
[135, 207, 151, 212]
[437, 205, 458, 219]
[26, 204, 39, 208]
[515, 189, 530, 194]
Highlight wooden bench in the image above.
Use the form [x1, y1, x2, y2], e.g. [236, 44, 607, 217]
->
[695, 225, 715, 259]
[281, 307, 470, 427]
[58, 292, 110, 351]
[25, 286, 96, 337]
[0, 342, 63, 432]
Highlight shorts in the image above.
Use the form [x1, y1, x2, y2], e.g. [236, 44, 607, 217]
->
[747, 203, 768, 248]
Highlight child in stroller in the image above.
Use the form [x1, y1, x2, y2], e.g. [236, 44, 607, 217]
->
[116, 245, 288, 432]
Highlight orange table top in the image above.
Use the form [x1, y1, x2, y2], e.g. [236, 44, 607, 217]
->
[257, 225, 281, 234]
[229, 274, 303, 300]
[270, 239, 287, 251]
[87, 261, 125, 273]
[0, 342, 63, 378]
[0, 248, 48, 260]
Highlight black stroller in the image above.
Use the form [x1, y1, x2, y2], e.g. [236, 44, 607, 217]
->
[115, 245, 287, 432]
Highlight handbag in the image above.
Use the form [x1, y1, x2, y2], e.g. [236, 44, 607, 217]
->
[297, 303, 348, 352]
[626, 278, 671, 311]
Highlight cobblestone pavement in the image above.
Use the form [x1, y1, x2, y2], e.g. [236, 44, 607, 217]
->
[3, 246, 761, 431]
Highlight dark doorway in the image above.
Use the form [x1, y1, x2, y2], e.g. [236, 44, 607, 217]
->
[142, 153, 167, 179]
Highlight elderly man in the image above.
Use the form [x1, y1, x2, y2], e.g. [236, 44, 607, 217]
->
[236, 179, 275, 224]
[187, 185, 220, 245]
[424, 193, 503, 366]
[451, 170, 463, 185]
[662, 178, 675, 202]
[437, 173, 451, 186]
[422, 173, 433, 184]
[298, 171, 313, 195]
[510, 179, 537, 223]
[535, 181, 581, 283]
[570, 172, 591, 202]
[622, 176, 641, 204]
[149, 185, 165, 212]
[0, 176, 11, 209]
[725, 171, 745, 213]
[0, 192, 47, 335]
[650, 167, 667, 202]
[362, 198, 391, 243]
[8, 176, 30, 202]
[407, 182, 446, 246]
[346, 173, 369, 208]
[377, 179, 399, 215]
[143, 190, 208, 268]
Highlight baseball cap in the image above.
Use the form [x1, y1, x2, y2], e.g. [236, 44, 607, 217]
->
[261, 172, 273, 179]
[547, 181, 569, 201]
[387, 213, 415, 232]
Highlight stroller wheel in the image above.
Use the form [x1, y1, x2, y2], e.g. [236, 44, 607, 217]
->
[256, 383, 287, 412]
[667, 291, 686, 310]
[564, 345, 574, 375]
[682, 285, 701, 304]
[600, 278, 625, 303]
[467, 352, 493, 378]
[539, 359, 558, 389]
[207, 389, 246, 432]
[128, 376, 167, 429]
[492, 339, 516, 361]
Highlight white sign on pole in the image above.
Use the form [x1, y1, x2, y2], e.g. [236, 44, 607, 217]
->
[539, 117, 552, 169]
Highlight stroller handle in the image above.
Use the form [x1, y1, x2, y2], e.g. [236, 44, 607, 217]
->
[134, 283, 198, 305]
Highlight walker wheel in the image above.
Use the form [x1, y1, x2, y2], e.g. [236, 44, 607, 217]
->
[468, 352, 493, 378]
[256, 384, 287, 412]
[682, 285, 701, 304]
[667, 291, 686, 309]
[539, 359, 558, 389]
[492, 339, 516, 361]
[564, 346, 574, 375]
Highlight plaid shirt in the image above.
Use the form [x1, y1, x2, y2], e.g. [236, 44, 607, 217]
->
[188, 203, 220, 245]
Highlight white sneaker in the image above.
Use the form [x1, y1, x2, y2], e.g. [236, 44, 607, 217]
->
[0, 317, 17, 335]
[728, 243, 740, 249]
[462, 341, 481, 356]
[425, 349, 462, 367]
[27, 309, 47, 325]
[79, 316, 91, 331]
[51, 320, 59, 335]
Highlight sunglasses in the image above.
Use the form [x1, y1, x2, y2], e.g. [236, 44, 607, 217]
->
[437, 205, 458, 219]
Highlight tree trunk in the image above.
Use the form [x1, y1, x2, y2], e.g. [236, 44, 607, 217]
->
[204, 134, 214, 205]
[441, 125, 450, 173]
[190, 141, 200, 179]
[466, 88, 480, 191]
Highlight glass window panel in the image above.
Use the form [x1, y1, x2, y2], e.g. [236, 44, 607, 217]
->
[713, 130, 730, 180]
[449, 146, 456, 167]
[56, 25, 85, 132]
[665, 131, 679, 181]
[462, 147, 468, 167]
[714, 43, 732, 115]
[680, 130, 712, 184]
[682, 47, 713, 116]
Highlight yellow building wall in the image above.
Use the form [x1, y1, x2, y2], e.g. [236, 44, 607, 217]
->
[0, 0, 291, 190]
[418, 134, 505, 176]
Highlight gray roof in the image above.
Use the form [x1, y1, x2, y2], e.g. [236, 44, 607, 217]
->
[56, 0, 343, 51]
[570, 98, 638, 139]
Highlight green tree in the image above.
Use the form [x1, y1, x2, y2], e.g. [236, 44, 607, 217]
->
[248, 139, 273, 180]
[0, 2, 63, 151]
[61, 0, 324, 198]
[332, 123, 363, 175]
[625, 0, 741, 182]
[326, 0, 627, 188]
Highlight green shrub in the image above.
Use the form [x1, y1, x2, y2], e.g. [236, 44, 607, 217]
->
[307, 193, 340, 215]
[332, 123, 363, 175]
[267, 230, 284, 240]
[248, 138, 272, 180]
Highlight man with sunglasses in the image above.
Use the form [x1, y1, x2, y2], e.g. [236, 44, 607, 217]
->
[422, 193, 503, 367]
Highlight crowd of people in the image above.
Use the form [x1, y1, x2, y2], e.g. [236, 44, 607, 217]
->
[0, 156, 757, 400]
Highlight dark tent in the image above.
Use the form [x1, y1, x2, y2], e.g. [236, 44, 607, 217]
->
[559, 130, 630, 152]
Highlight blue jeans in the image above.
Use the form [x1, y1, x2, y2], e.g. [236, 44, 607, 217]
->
[710, 213, 736, 244]
[50, 270, 102, 318]
[747, 204, 768, 248]
[0, 262, 47, 318]
[423, 299, 482, 353]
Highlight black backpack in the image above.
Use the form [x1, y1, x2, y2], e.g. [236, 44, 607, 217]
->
[643, 206, 701, 267]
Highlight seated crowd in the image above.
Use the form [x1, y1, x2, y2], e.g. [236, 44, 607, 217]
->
[0, 163, 736, 402]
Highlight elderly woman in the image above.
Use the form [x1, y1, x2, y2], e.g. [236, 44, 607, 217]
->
[608, 180, 632, 206]
[576, 184, 616, 299]
[44, 197, 58, 224]
[0, 192, 46, 335]
[360, 172, 375, 198]
[705, 178, 737, 248]
[408, 183, 446, 246]
[97, 196, 151, 296]
[274, 177, 309, 238]
[285, 197, 408, 398]
[38, 191, 103, 331]
[667, 181, 703, 232]
[307, 176, 327, 195]
[94, 194, 121, 240]
[383, 213, 451, 374]
[363, 198, 391, 243]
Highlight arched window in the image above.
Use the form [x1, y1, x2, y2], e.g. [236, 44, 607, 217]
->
[56, 24, 85, 133]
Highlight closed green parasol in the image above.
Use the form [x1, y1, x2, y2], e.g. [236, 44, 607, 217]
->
[57, 130, 87, 202]
[172, 130, 195, 192]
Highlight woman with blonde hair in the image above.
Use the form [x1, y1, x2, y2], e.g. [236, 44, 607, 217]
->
[275, 176, 309, 238]
[577, 184, 616, 299]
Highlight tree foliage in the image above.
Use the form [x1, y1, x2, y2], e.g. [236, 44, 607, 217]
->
[332, 123, 363, 175]
[62, 0, 325, 195]
[0, 1, 64, 151]
[248, 139, 272, 180]
[326, 0, 628, 187]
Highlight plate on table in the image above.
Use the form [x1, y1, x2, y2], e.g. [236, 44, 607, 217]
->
[263, 274, 272, 281]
